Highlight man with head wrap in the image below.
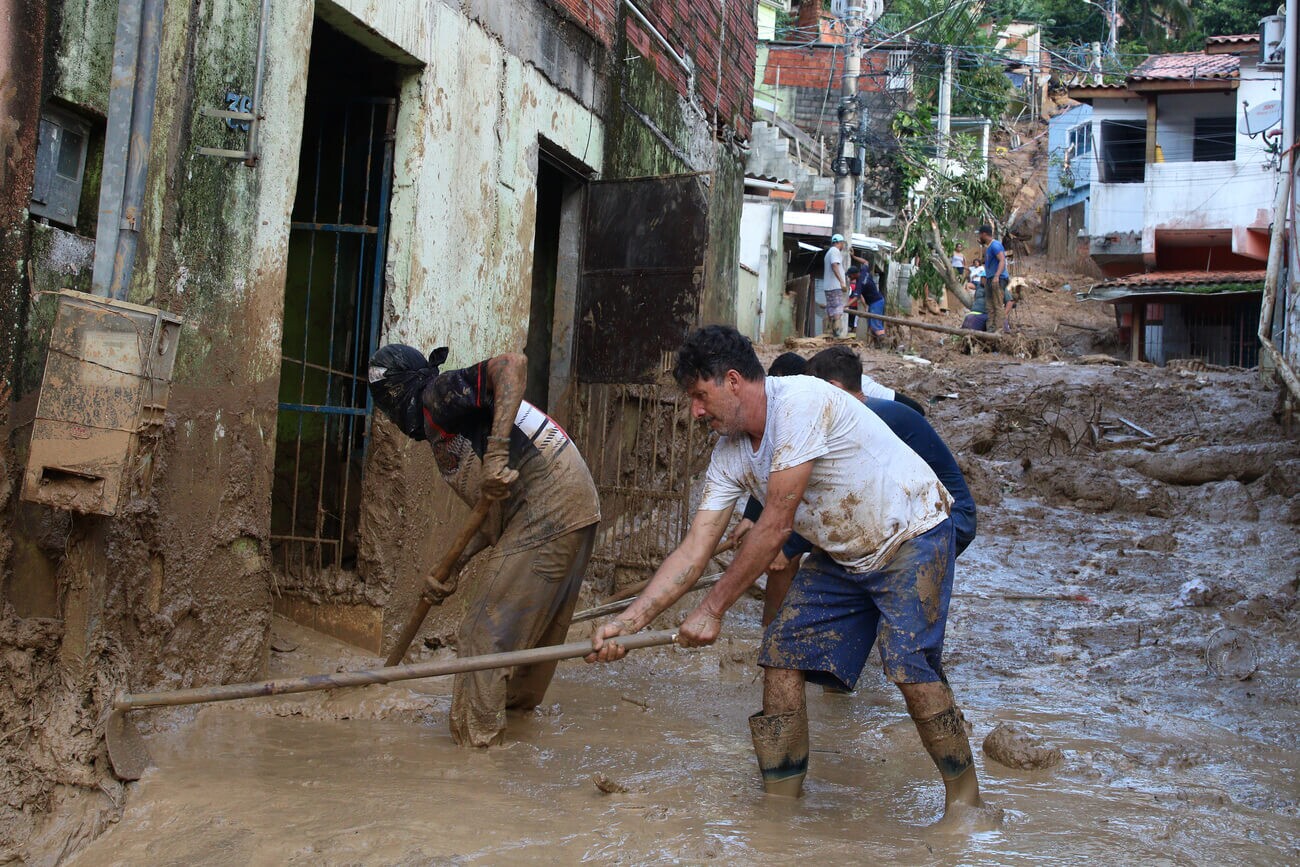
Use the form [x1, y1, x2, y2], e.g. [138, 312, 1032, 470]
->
[368, 346, 600, 747]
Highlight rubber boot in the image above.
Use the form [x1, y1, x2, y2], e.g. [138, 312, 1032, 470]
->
[749, 710, 809, 797]
[914, 705, 981, 810]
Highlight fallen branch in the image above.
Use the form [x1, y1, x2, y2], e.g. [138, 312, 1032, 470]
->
[1108, 443, 1300, 485]
[859, 311, 1006, 346]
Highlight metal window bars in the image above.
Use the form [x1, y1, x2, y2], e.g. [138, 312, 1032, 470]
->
[271, 96, 396, 585]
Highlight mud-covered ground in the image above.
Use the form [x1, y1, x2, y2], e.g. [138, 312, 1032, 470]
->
[48, 289, 1300, 864]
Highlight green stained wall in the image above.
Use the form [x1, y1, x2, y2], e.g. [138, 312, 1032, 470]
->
[602, 24, 744, 331]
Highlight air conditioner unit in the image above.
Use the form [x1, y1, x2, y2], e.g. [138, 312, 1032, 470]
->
[1261, 15, 1285, 67]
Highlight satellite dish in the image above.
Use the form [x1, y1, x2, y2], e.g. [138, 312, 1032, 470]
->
[1240, 100, 1282, 136]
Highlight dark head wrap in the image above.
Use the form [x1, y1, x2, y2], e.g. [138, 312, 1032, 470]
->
[368, 344, 450, 440]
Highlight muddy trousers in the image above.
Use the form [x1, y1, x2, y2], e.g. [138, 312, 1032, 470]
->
[449, 523, 597, 747]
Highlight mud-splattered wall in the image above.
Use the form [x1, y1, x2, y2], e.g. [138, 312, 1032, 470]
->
[0, 0, 754, 857]
[2, 0, 312, 853]
[339, 0, 612, 647]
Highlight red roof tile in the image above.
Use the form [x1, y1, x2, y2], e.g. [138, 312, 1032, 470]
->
[1100, 270, 1266, 289]
[1129, 52, 1239, 81]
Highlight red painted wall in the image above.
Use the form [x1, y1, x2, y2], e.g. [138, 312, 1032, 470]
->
[763, 46, 890, 93]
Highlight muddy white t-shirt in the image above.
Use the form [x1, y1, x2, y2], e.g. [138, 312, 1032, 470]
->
[698, 375, 951, 573]
[860, 374, 894, 401]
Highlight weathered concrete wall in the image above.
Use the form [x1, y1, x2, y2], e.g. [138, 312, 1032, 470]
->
[2, 0, 312, 854]
[1, 0, 754, 856]
[0, 0, 47, 408]
[602, 10, 744, 329]
[346, 0, 611, 645]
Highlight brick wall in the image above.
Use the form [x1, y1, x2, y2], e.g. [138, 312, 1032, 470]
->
[763, 45, 889, 93]
[550, 0, 618, 46]
[625, 0, 758, 140]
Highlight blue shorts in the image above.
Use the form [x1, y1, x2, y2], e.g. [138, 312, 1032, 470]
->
[758, 520, 955, 689]
[867, 298, 886, 335]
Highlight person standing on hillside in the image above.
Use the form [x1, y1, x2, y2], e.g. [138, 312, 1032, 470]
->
[978, 225, 1009, 330]
[822, 234, 850, 337]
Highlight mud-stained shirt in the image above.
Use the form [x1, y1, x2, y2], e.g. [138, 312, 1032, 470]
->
[421, 361, 599, 552]
[698, 375, 951, 573]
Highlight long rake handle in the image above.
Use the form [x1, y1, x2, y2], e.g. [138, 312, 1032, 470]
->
[384, 498, 491, 666]
[115, 630, 678, 711]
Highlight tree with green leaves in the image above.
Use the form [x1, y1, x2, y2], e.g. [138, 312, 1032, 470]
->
[980, 0, 1272, 53]
[890, 116, 1006, 317]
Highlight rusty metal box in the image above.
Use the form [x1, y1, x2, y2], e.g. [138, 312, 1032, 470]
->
[21, 290, 182, 516]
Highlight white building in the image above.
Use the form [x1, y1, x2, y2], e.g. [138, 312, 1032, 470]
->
[1068, 34, 1282, 277]
[1068, 33, 1285, 366]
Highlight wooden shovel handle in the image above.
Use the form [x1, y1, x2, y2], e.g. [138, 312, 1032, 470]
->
[118, 630, 679, 711]
[384, 498, 492, 666]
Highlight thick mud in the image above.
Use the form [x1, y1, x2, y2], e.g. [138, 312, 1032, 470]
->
[50, 349, 1300, 865]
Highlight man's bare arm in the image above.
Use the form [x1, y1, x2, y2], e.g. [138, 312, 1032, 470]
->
[481, 353, 527, 498]
[483, 352, 527, 439]
[610, 507, 732, 633]
[691, 461, 813, 626]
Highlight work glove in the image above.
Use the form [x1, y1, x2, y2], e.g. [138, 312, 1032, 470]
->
[481, 435, 518, 500]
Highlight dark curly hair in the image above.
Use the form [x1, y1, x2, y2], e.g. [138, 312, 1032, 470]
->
[672, 325, 764, 387]
[767, 352, 807, 377]
[806, 345, 862, 388]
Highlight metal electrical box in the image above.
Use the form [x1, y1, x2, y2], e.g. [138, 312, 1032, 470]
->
[22, 291, 182, 516]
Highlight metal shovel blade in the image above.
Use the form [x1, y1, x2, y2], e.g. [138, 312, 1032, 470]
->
[105, 707, 151, 781]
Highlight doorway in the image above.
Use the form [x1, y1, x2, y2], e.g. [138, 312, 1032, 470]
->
[524, 150, 588, 412]
[271, 20, 398, 581]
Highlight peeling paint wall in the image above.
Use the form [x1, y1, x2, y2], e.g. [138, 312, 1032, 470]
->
[0, 0, 755, 855]
[0, 0, 47, 410]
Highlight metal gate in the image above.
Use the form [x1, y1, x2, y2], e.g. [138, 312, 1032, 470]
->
[569, 380, 712, 584]
[571, 174, 713, 587]
[271, 96, 396, 578]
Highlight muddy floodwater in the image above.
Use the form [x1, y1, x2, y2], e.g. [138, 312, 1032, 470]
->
[67, 359, 1300, 864]
[73, 508, 1298, 864]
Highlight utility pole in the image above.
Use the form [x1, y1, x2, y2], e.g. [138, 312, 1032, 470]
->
[1107, 0, 1118, 61]
[937, 46, 953, 164]
[1081, 0, 1118, 66]
[832, 2, 866, 241]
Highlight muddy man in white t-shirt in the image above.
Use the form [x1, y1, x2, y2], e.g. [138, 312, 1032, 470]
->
[587, 326, 997, 830]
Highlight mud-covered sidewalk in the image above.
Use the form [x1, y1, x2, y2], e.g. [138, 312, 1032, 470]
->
[59, 353, 1300, 865]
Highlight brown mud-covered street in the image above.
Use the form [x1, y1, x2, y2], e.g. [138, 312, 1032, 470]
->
[57, 330, 1300, 865]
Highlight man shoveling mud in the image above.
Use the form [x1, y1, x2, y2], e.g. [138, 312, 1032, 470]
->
[740, 347, 976, 634]
[587, 326, 989, 826]
[369, 346, 599, 747]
